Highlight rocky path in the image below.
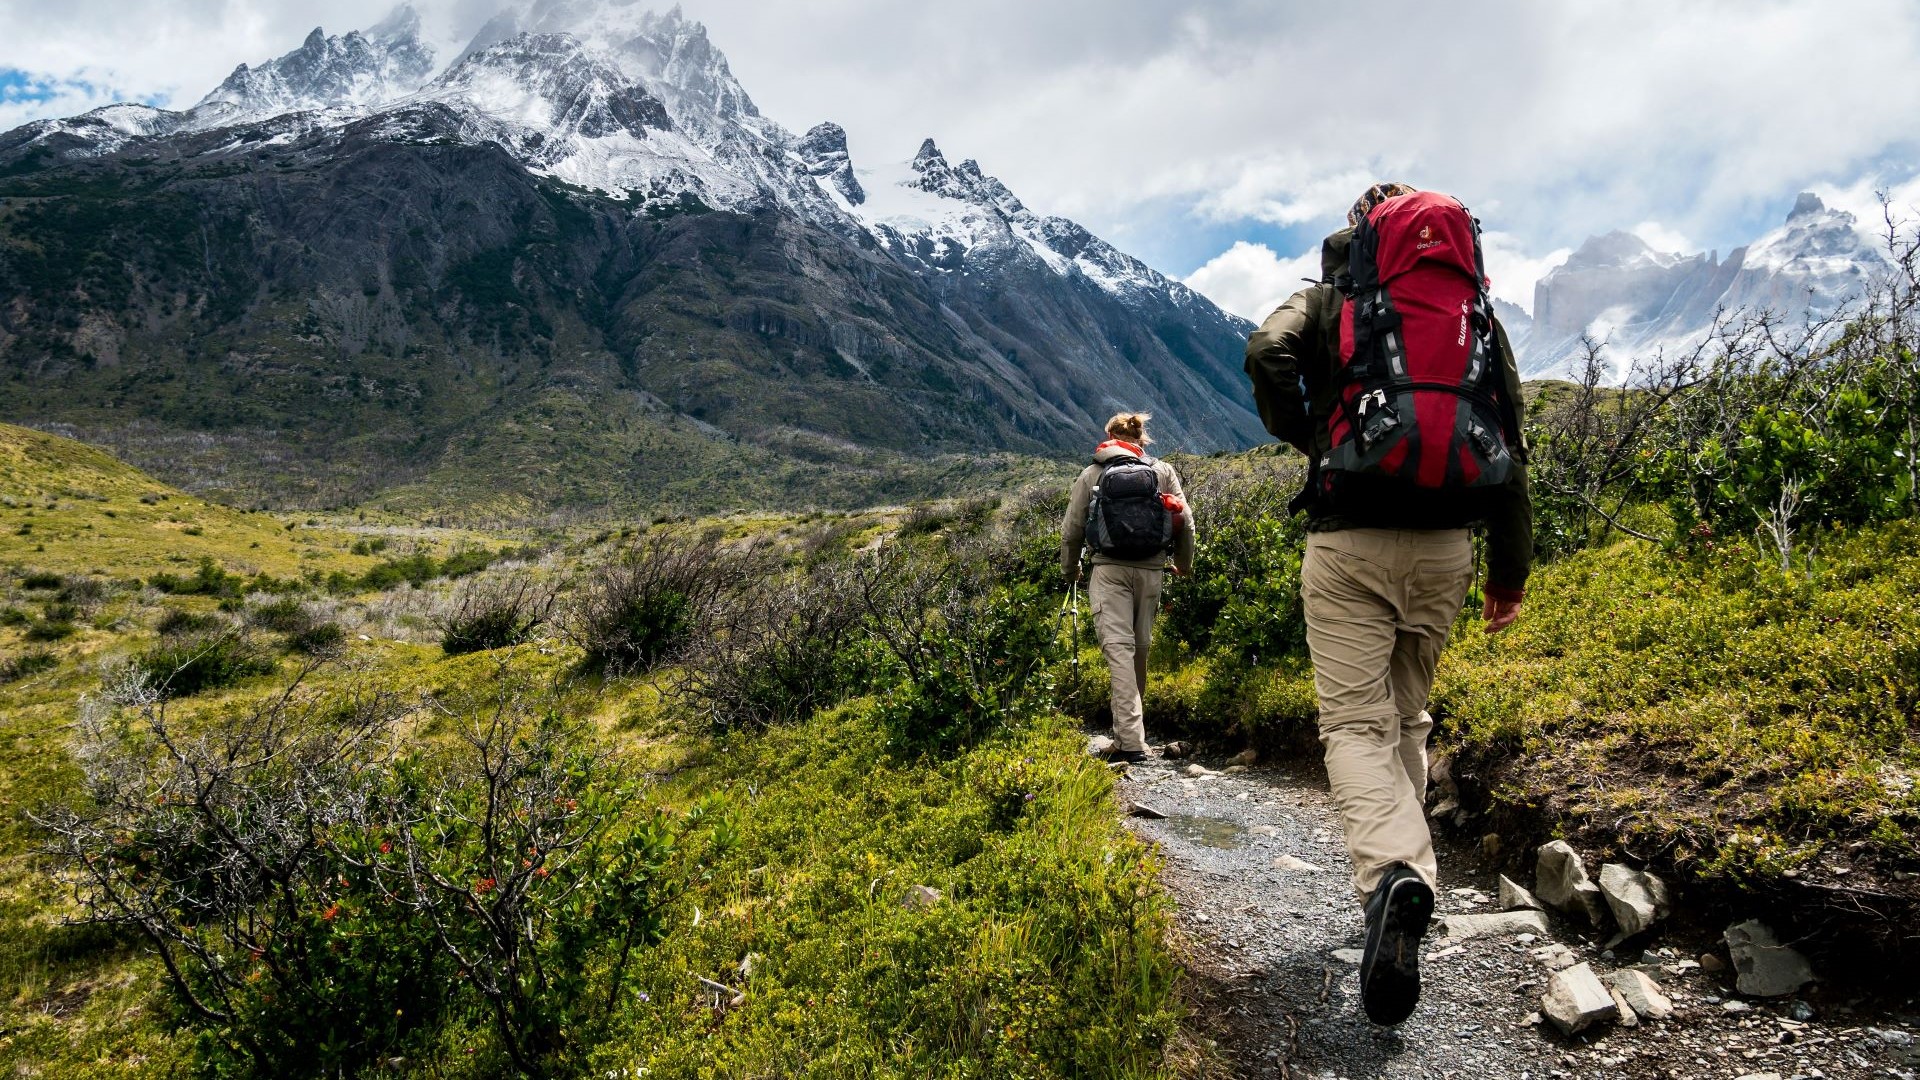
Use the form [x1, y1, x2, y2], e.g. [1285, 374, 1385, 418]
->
[1113, 748, 1920, 1080]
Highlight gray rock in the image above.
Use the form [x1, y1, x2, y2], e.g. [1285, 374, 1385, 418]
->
[1699, 951, 1726, 973]
[1125, 801, 1167, 820]
[1541, 962, 1617, 1035]
[1161, 741, 1190, 759]
[1273, 854, 1323, 872]
[1331, 948, 1365, 964]
[1182, 763, 1212, 779]
[1086, 735, 1115, 756]
[1598, 863, 1671, 937]
[1732, 1074, 1783, 1080]
[1787, 999, 1815, 1022]
[1498, 874, 1546, 912]
[901, 884, 943, 910]
[1609, 985, 1639, 1027]
[1530, 943, 1578, 971]
[1609, 969, 1674, 1021]
[1724, 920, 1815, 997]
[1440, 910, 1551, 941]
[1535, 841, 1611, 927]
[1228, 748, 1259, 767]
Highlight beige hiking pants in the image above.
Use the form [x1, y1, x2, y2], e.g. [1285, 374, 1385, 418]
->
[1301, 528, 1474, 898]
[1089, 563, 1163, 752]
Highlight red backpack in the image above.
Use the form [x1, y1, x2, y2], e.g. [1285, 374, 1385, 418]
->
[1312, 191, 1519, 509]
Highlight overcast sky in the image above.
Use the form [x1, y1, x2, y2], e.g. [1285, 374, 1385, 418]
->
[4, 0, 1919, 321]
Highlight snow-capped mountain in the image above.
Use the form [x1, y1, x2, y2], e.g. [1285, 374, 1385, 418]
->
[188, 5, 436, 131]
[0, 3, 1263, 513]
[1524, 194, 1885, 379]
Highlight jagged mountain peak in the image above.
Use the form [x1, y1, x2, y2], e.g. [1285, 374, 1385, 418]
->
[1789, 191, 1827, 221]
[186, 5, 435, 130]
[797, 121, 863, 206]
[907, 138, 1027, 218]
[426, 30, 671, 141]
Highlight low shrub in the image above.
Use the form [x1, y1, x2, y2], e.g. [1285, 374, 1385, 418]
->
[156, 608, 222, 636]
[24, 617, 77, 642]
[0, 648, 57, 683]
[435, 572, 555, 656]
[39, 671, 693, 1079]
[285, 622, 345, 656]
[148, 557, 243, 598]
[558, 534, 759, 673]
[246, 596, 313, 634]
[676, 558, 872, 730]
[133, 630, 279, 697]
[19, 571, 62, 590]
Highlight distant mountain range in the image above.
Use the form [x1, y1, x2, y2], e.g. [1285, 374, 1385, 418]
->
[0, 2, 1261, 515]
[1507, 193, 1885, 379]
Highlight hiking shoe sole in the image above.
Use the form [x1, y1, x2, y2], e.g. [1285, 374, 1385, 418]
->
[1360, 869, 1433, 1025]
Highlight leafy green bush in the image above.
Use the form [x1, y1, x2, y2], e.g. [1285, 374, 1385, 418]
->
[860, 542, 1059, 753]
[18, 571, 62, 590]
[133, 630, 278, 697]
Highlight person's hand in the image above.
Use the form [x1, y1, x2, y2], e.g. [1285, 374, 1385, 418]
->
[1483, 594, 1522, 635]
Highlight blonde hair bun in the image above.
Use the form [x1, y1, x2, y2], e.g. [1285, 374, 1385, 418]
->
[1105, 411, 1152, 445]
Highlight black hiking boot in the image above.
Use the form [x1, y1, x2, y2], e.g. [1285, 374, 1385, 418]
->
[1358, 863, 1434, 1026]
[1103, 747, 1148, 765]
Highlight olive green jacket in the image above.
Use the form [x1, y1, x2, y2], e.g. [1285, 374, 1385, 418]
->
[1243, 227, 1534, 599]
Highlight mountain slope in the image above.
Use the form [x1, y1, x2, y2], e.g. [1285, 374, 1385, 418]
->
[0, 5, 1260, 515]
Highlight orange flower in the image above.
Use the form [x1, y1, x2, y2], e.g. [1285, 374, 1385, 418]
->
[475, 877, 496, 894]
[321, 903, 341, 921]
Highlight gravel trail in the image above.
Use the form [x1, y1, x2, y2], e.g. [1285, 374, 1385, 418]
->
[1115, 749, 1920, 1080]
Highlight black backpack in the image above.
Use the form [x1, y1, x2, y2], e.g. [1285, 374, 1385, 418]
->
[1086, 457, 1173, 560]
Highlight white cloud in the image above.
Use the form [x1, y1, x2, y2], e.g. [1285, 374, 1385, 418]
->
[2, 0, 1919, 284]
[1630, 221, 1695, 255]
[1480, 231, 1571, 314]
[1182, 241, 1321, 323]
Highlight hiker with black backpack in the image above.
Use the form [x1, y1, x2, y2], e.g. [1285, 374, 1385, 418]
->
[1059, 412, 1195, 765]
[1244, 184, 1533, 1026]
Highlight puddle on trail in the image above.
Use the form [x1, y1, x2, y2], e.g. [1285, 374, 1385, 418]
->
[1156, 813, 1249, 850]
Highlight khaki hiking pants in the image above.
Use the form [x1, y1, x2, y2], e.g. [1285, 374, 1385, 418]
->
[1089, 563, 1163, 752]
[1301, 528, 1474, 898]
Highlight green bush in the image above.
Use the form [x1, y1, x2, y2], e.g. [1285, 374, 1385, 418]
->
[24, 617, 77, 642]
[436, 574, 554, 656]
[134, 630, 278, 697]
[148, 557, 243, 597]
[42, 679, 692, 1079]
[559, 535, 756, 673]
[156, 607, 221, 636]
[0, 649, 57, 683]
[18, 571, 62, 590]
[285, 622, 345, 656]
[245, 596, 313, 634]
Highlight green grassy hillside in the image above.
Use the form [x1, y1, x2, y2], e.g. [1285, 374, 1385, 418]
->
[0, 428, 1180, 1079]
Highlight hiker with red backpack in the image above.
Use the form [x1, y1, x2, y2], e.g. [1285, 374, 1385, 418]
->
[1245, 183, 1533, 1026]
[1059, 412, 1195, 765]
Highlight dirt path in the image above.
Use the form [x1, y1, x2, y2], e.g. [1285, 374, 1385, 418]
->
[1115, 748, 1920, 1080]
